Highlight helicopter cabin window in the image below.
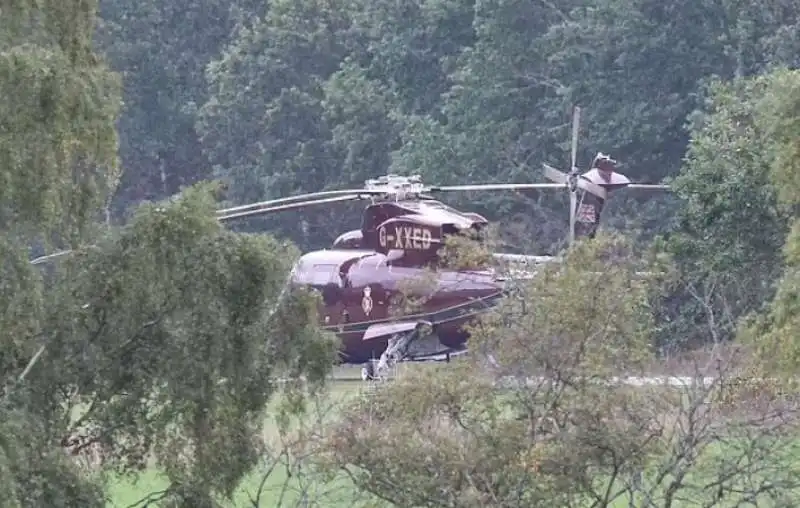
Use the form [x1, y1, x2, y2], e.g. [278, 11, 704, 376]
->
[309, 264, 344, 305]
[291, 262, 344, 301]
[305, 265, 338, 285]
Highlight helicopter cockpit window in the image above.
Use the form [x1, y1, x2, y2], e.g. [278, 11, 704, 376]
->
[305, 264, 344, 305]
[310, 264, 342, 287]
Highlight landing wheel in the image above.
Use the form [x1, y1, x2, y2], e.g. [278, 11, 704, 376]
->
[361, 360, 377, 381]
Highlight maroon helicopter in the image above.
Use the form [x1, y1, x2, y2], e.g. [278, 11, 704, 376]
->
[217, 108, 670, 380]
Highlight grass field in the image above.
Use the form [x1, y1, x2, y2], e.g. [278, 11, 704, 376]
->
[103, 363, 800, 507]
[106, 458, 379, 507]
[106, 369, 387, 507]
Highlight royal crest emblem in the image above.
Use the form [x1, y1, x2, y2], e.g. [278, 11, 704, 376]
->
[361, 286, 373, 316]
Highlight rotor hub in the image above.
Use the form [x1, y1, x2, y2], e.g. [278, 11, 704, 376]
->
[364, 174, 429, 200]
[567, 168, 579, 193]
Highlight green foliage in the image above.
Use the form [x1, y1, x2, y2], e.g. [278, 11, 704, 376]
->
[0, 0, 123, 504]
[179, 0, 800, 263]
[346, 0, 475, 116]
[97, 0, 262, 212]
[323, 59, 401, 187]
[0, 1, 120, 240]
[319, 234, 671, 507]
[8, 0, 800, 503]
[664, 74, 789, 347]
[30, 184, 338, 502]
[198, 0, 355, 200]
[318, 235, 800, 507]
[0, 240, 44, 381]
[707, 69, 800, 376]
[755, 68, 800, 209]
[101, 0, 800, 283]
[0, 407, 106, 508]
[472, 234, 665, 378]
[672, 76, 783, 274]
[438, 228, 495, 270]
[196, 0, 367, 248]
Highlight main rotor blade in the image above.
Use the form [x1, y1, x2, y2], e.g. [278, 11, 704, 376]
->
[30, 250, 74, 265]
[542, 164, 607, 199]
[571, 106, 580, 170]
[626, 184, 671, 190]
[431, 183, 563, 192]
[218, 194, 365, 221]
[216, 189, 385, 215]
[543, 164, 568, 184]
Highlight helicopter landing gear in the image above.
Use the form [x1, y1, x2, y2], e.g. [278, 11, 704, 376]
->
[361, 360, 377, 381]
[374, 332, 414, 379]
[367, 324, 429, 381]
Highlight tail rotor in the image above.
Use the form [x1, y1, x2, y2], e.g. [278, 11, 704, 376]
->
[542, 107, 671, 245]
[568, 107, 580, 245]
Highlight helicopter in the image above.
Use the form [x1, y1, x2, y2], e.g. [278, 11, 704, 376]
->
[216, 107, 671, 381]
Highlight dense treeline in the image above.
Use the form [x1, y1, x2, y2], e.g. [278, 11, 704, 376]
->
[97, 0, 800, 345]
[2, 0, 800, 505]
[101, 0, 799, 239]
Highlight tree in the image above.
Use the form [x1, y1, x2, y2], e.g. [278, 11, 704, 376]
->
[322, 59, 401, 195]
[197, 0, 362, 250]
[344, 0, 476, 117]
[197, 0, 356, 201]
[97, 0, 263, 215]
[389, 0, 581, 253]
[1, 4, 338, 504]
[315, 235, 664, 505]
[197, 0, 480, 251]
[0, 0, 121, 504]
[36, 184, 338, 505]
[315, 235, 800, 506]
[0, 0, 121, 239]
[663, 74, 789, 349]
[738, 68, 800, 375]
[389, 0, 800, 252]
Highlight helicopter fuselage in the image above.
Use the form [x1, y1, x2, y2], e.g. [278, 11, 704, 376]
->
[289, 249, 504, 363]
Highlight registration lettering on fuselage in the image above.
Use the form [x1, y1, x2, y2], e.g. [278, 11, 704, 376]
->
[378, 225, 433, 250]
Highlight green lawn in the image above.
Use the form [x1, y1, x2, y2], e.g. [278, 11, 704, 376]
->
[105, 461, 379, 507]
[102, 365, 800, 507]
[105, 373, 389, 508]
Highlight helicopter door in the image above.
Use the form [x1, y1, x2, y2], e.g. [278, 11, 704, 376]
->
[310, 264, 345, 325]
[345, 256, 390, 323]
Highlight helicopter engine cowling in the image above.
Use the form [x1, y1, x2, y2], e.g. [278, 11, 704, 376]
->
[332, 229, 363, 249]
